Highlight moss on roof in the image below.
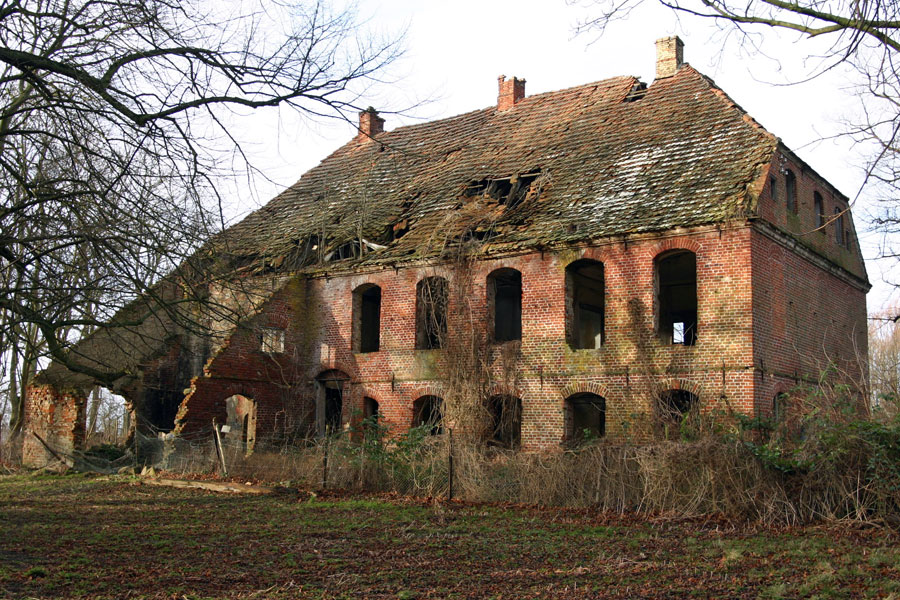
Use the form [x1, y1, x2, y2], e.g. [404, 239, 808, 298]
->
[212, 66, 778, 273]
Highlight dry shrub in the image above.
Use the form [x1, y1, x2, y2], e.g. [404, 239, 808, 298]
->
[453, 439, 786, 519]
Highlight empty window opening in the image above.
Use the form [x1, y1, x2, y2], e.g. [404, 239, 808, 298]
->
[566, 259, 605, 349]
[487, 395, 522, 448]
[224, 395, 257, 455]
[316, 370, 348, 437]
[834, 207, 845, 246]
[565, 393, 605, 443]
[352, 284, 381, 353]
[364, 397, 379, 421]
[772, 392, 787, 422]
[260, 327, 285, 354]
[412, 395, 443, 435]
[814, 192, 824, 229]
[488, 268, 522, 342]
[657, 389, 698, 425]
[770, 176, 778, 203]
[363, 396, 380, 437]
[416, 276, 448, 349]
[785, 170, 797, 214]
[656, 251, 697, 346]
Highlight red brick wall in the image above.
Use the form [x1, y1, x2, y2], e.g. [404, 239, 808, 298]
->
[750, 229, 868, 414]
[24, 215, 868, 454]
[179, 225, 780, 450]
[758, 152, 866, 281]
[22, 384, 87, 468]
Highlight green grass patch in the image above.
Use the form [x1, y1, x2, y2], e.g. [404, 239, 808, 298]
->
[1, 474, 899, 598]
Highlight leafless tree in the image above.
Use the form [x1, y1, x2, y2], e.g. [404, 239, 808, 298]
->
[573, 0, 900, 313]
[869, 306, 900, 417]
[0, 0, 402, 443]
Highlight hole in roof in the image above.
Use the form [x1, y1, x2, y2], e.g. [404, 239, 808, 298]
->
[463, 169, 542, 209]
[624, 81, 648, 103]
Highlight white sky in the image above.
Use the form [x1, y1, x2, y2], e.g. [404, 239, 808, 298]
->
[224, 0, 898, 316]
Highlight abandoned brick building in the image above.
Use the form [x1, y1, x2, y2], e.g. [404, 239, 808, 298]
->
[22, 37, 869, 464]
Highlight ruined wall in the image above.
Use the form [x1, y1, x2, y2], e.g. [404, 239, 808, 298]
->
[21, 384, 87, 467]
[174, 278, 320, 441]
[180, 224, 768, 450]
[23, 216, 868, 455]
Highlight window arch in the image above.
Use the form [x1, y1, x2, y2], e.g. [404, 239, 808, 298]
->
[487, 394, 522, 448]
[657, 389, 698, 424]
[814, 192, 824, 228]
[364, 396, 379, 421]
[416, 277, 448, 349]
[565, 259, 605, 349]
[772, 392, 787, 423]
[564, 393, 605, 443]
[834, 207, 845, 246]
[785, 169, 797, 214]
[315, 370, 349, 437]
[352, 284, 381, 353]
[655, 250, 697, 345]
[412, 395, 443, 435]
[487, 268, 522, 342]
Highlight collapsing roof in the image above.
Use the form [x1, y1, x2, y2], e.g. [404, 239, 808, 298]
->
[212, 62, 778, 274]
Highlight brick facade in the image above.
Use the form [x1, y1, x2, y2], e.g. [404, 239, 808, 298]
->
[169, 220, 865, 451]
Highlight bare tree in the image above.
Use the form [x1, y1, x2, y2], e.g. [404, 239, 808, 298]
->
[573, 0, 900, 311]
[870, 307, 900, 417]
[0, 0, 402, 442]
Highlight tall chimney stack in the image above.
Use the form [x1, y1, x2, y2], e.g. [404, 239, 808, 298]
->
[498, 75, 526, 111]
[655, 36, 684, 79]
[358, 107, 384, 139]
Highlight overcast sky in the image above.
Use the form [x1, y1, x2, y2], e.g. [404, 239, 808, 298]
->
[225, 0, 896, 315]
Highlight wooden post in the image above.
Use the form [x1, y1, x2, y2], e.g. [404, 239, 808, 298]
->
[321, 436, 329, 490]
[213, 419, 228, 477]
[448, 427, 454, 501]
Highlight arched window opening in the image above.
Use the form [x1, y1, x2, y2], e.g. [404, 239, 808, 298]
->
[352, 284, 381, 353]
[316, 370, 348, 437]
[834, 207, 845, 246]
[364, 396, 379, 421]
[362, 396, 380, 438]
[565, 393, 605, 444]
[224, 395, 257, 455]
[565, 259, 605, 349]
[772, 392, 787, 423]
[656, 251, 697, 346]
[657, 389, 698, 424]
[487, 395, 522, 448]
[412, 395, 443, 435]
[814, 192, 824, 228]
[785, 170, 797, 214]
[416, 277, 448, 349]
[488, 268, 522, 342]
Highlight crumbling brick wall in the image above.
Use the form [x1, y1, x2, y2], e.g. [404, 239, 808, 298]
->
[21, 384, 87, 468]
[174, 218, 867, 450]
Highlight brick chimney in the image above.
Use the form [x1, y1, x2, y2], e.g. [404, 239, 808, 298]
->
[358, 107, 384, 138]
[655, 36, 684, 79]
[498, 75, 525, 111]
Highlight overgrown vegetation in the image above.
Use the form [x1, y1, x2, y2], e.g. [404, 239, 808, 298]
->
[146, 376, 900, 527]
